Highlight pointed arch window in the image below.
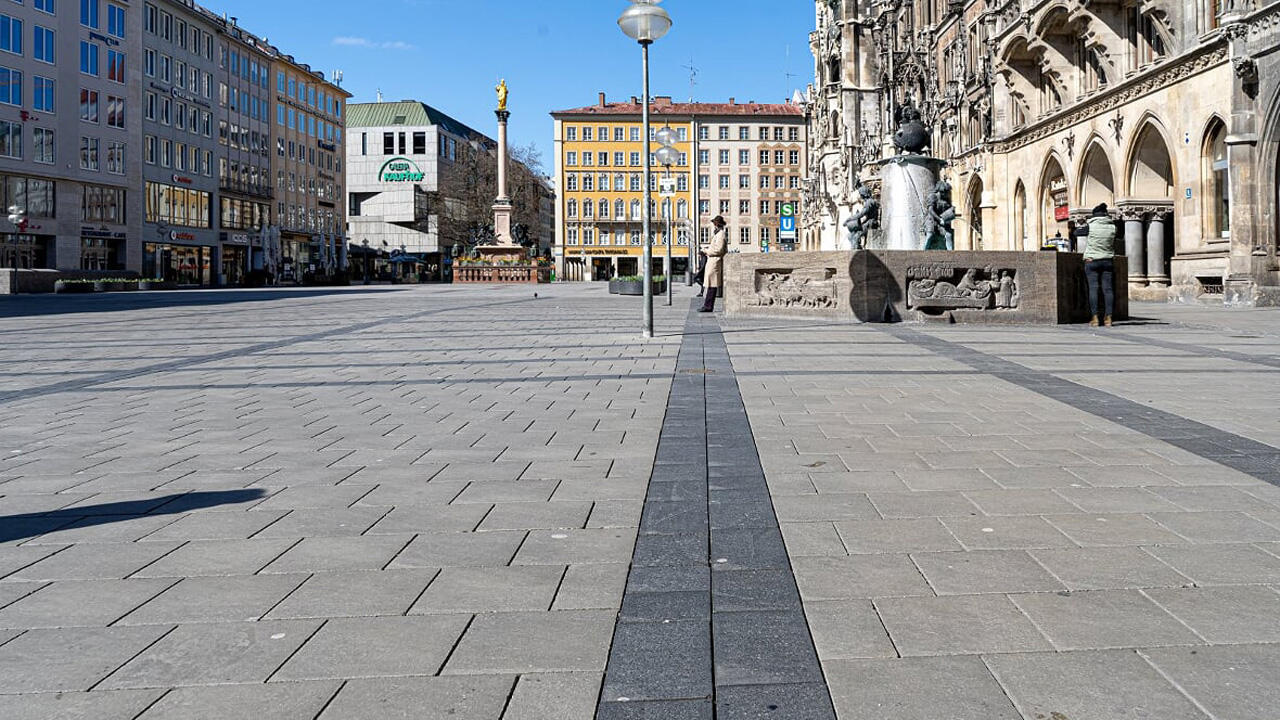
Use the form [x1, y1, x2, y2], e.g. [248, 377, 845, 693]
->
[1204, 120, 1229, 239]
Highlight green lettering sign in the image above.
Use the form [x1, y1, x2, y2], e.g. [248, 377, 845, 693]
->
[378, 157, 427, 183]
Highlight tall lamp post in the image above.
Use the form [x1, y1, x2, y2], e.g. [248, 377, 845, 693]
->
[654, 128, 679, 307]
[362, 239, 370, 284]
[618, 0, 672, 338]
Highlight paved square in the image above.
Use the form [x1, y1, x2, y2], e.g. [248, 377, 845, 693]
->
[1, 286, 1279, 718]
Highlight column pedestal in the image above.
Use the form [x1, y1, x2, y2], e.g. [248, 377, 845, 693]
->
[1123, 217, 1147, 287]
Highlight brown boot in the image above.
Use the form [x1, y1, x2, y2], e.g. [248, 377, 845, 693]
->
[1089, 316, 1099, 327]
[1104, 316, 1113, 327]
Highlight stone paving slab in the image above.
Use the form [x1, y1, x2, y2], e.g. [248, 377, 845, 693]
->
[722, 304, 1280, 720]
[0, 285, 686, 718]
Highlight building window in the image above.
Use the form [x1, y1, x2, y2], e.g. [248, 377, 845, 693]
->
[629, 152, 640, 166]
[739, 200, 750, 214]
[36, 0, 56, 15]
[789, 150, 800, 165]
[412, 132, 426, 155]
[630, 127, 640, 141]
[698, 175, 709, 189]
[567, 199, 577, 218]
[698, 150, 709, 165]
[1204, 120, 1230, 239]
[719, 200, 730, 214]
[597, 152, 608, 166]
[565, 126, 576, 141]
[759, 150, 770, 165]
[718, 126, 729, 140]
[0, 120, 20, 158]
[582, 126, 593, 141]
[718, 150, 729, 164]
[738, 127, 750, 140]
[105, 95, 124, 128]
[677, 175, 688, 192]
[582, 174, 594, 192]
[582, 199, 594, 219]
[80, 137, 101, 170]
[738, 175, 750, 189]
[759, 176, 770, 190]
[33, 127, 54, 164]
[31, 26, 55, 64]
[566, 151, 577, 166]
[699, 200, 709, 215]
[718, 175, 729, 189]
[106, 141, 125, 174]
[630, 174, 641, 191]
[81, 0, 101, 28]
[0, 67, 20, 107]
[739, 227, 751, 244]
[614, 127, 625, 141]
[582, 228, 594, 245]
[0, 14, 21, 56]
[80, 42, 100, 76]
[760, 200, 770, 214]
[630, 199, 641, 220]
[788, 127, 799, 141]
[614, 152, 625, 166]
[761, 227, 771, 243]
[615, 198, 625, 217]
[775, 150, 785, 164]
[80, 89, 99, 122]
[107, 4, 126, 38]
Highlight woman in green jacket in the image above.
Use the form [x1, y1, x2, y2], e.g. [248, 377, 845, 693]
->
[1082, 204, 1117, 327]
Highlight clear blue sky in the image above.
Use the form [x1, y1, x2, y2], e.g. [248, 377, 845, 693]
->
[208, 0, 815, 173]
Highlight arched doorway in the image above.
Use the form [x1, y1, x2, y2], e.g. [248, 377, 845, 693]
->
[1040, 156, 1069, 245]
[1127, 123, 1175, 286]
[1013, 181, 1028, 250]
[967, 177, 985, 251]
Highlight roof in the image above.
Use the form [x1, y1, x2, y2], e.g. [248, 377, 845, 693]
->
[551, 98, 804, 119]
[346, 101, 492, 141]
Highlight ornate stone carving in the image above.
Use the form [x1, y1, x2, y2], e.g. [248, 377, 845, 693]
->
[906, 265, 1019, 312]
[747, 269, 839, 309]
[844, 185, 880, 250]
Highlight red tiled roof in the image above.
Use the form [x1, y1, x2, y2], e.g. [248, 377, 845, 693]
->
[552, 100, 803, 118]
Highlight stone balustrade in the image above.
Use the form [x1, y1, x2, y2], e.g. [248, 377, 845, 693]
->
[453, 265, 551, 284]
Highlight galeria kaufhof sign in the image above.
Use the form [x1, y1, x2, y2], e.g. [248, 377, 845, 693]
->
[379, 157, 426, 183]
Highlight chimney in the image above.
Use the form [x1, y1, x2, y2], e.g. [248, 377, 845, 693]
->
[630, 96, 638, 104]
[654, 96, 672, 106]
[729, 97, 736, 105]
[598, 92, 606, 107]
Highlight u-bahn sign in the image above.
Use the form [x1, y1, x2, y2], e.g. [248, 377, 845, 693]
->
[379, 157, 426, 183]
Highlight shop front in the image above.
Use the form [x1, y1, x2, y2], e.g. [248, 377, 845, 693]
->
[144, 238, 213, 287]
[0, 233, 53, 269]
[280, 234, 313, 285]
[78, 227, 128, 271]
[220, 232, 252, 286]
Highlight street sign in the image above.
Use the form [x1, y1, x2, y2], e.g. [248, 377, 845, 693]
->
[780, 202, 795, 217]
[780, 215, 797, 241]
[659, 178, 677, 197]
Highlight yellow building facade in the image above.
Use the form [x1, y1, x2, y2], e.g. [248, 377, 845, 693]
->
[552, 95, 805, 281]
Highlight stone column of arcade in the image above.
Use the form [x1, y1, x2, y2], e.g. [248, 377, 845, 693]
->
[1122, 208, 1147, 287]
[1146, 210, 1170, 287]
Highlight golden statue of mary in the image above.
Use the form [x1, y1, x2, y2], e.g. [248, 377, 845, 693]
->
[495, 79, 509, 112]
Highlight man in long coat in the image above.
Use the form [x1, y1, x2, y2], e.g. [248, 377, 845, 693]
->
[699, 216, 728, 312]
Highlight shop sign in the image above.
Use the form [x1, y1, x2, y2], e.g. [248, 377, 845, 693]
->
[172, 175, 194, 185]
[80, 227, 126, 240]
[317, 140, 336, 152]
[224, 233, 251, 245]
[1054, 205, 1070, 222]
[170, 231, 197, 242]
[378, 157, 426, 183]
[88, 31, 120, 47]
[574, 248, 633, 256]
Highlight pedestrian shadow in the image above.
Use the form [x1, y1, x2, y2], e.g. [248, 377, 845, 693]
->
[0, 489, 267, 544]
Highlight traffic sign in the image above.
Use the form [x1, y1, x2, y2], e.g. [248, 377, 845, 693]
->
[780, 202, 795, 217]
[659, 178, 677, 197]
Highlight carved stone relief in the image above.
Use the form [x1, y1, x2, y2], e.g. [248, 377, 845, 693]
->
[747, 268, 840, 309]
[906, 264, 1020, 312]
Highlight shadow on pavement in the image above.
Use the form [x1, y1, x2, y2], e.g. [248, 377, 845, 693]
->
[0, 287, 411, 318]
[0, 488, 268, 543]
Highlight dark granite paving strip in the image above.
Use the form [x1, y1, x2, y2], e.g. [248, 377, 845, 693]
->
[1071, 326, 1280, 371]
[598, 303, 835, 720]
[885, 326, 1280, 486]
[0, 296, 533, 407]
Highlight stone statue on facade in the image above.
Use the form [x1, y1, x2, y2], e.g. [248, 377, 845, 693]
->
[844, 185, 880, 250]
[495, 79, 509, 112]
[925, 180, 956, 250]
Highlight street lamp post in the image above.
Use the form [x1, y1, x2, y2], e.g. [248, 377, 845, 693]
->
[362, 239, 370, 284]
[619, 0, 672, 338]
[655, 129, 679, 307]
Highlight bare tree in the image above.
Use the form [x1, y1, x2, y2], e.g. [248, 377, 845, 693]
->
[432, 139, 551, 253]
